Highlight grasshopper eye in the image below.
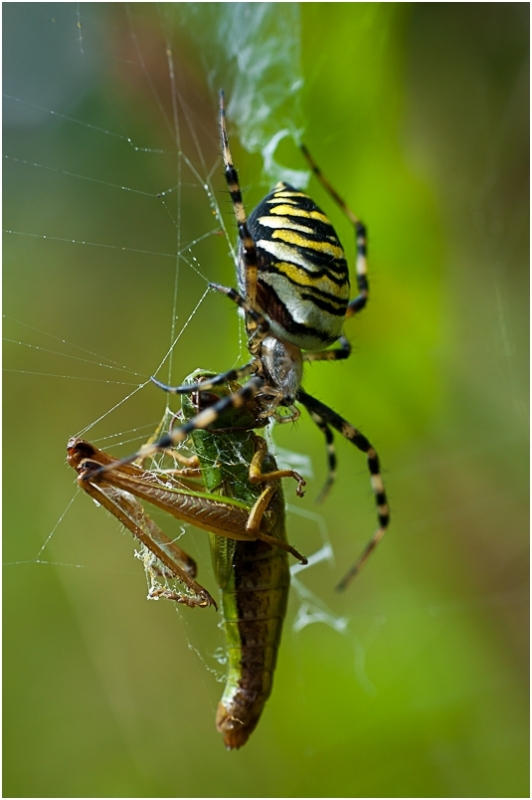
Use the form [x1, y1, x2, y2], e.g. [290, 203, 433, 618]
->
[66, 438, 97, 468]
[193, 390, 220, 410]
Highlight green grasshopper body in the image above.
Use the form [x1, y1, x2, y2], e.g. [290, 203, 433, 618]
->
[181, 370, 298, 749]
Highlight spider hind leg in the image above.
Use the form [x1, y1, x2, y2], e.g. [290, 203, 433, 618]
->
[297, 388, 390, 590]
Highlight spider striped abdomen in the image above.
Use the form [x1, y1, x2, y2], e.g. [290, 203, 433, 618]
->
[244, 182, 351, 351]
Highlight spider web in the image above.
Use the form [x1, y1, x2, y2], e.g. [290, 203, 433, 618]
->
[5, 6, 529, 797]
[4, 1, 373, 715]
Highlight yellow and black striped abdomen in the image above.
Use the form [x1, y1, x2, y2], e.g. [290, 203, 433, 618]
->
[243, 182, 350, 350]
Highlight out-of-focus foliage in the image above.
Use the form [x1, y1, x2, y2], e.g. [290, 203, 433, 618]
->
[4, 4, 528, 797]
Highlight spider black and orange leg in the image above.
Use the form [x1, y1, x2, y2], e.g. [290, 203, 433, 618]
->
[151, 361, 257, 396]
[305, 408, 337, 504]
[303, 335, 352, 363]
[300, 144, 368, 318]
[219, 90, 259, 311]
[85, 377, 266, 478]
[297, 388, 390, 590]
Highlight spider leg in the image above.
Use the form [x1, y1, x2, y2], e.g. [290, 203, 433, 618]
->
[151, 361, 256, 395]
[297, 388, 390, 590]
[219, 90, 258, 310]
[85, 377, 265, 477]
[345, 219, 368, 319]
[208, 282, 270, 342]
[303, 336, 351, 363]
[300, 144, 368, 319]
[304, 410, 337, 504]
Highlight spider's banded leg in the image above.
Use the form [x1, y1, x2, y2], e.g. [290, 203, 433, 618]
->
[208, 282, 270, 342]
[151, 360, 256, 395]
[249, 436, 306, 497]
[345, 218, 368, 318]
[85, 377, 265, 477]
[297, 389, 390, 590]
[305, 411, 337, 504]
[303, 336, 352, 363]
[300, 144, 368, 318]
[219, 89, 258, 309]
[134, 412, 168, 467]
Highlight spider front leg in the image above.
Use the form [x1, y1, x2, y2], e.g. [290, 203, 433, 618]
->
[151, 361, 257, 396]
[85, 377, 266, 476]
[219, 89, 259, 310]
[149, 285, 270, 398]
[208, 282, 271, 347]
[297, 389, 390, 590]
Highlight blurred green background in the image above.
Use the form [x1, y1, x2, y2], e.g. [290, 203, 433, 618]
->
[3, 3, 528, 797]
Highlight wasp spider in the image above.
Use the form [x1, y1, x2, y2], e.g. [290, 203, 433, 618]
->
[92, 91, 389, 590]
